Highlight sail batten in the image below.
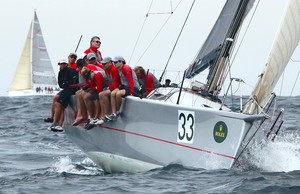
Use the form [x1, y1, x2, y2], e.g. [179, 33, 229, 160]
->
[243, 0, 300, 114]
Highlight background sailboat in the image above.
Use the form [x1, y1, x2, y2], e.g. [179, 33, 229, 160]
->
[9, 11, 57, 96]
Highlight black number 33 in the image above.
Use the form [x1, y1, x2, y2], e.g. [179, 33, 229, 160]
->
[178, 112, 194, 142]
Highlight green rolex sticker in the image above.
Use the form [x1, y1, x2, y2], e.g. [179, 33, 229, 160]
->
[213, 121, 228, 143]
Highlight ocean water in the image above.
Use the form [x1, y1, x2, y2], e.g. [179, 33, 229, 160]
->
[0, 96, 299, 194]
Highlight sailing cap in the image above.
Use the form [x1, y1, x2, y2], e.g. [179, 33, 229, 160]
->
[112, 56, 125, 62]
[69, 52, 77, 58]
[58, 59, 68, 64]
[76, 59, 84, 68]
[87, 53, 96, 60]
[100, 57, 112, 64]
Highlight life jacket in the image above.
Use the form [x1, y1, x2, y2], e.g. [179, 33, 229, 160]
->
[118, 65, 140, 89]
[94, 70, 109, 88]
[139, 73, 160, 88]
[84, 47, 103, 63]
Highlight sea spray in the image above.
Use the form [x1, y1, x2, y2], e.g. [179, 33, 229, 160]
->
[51, 156, 103, 175]
[244, 131, 300, 172]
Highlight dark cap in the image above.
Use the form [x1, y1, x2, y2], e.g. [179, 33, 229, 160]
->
[76, 59, 84, 68]
[69, 52, 77, 58]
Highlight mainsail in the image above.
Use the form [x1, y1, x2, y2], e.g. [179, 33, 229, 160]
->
[9, 11, 57, 95]
[243, 0, 300, 114]
[185, 0, 254, 96]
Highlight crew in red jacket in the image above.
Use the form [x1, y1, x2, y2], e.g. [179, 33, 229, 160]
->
[106, 56, 140, 121]
[81, 66, 108, 129]
[84, 36, 103, 63]
[72, 57, 102, 126]
[94, 57, 121, 124]
[68, 52, 77, 70]
[134, 66, 160, 98]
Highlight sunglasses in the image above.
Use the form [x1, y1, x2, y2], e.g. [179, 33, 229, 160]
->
[89, 57, 96, 61]
[93, 41, 101, 44]
[113, 61, 120, 64]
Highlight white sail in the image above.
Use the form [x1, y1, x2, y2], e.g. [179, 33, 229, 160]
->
[31, 12, 57, 87]
[9, 22, 32, 91]
[9, 11, 57, 96]
[243, 0, 300, 114]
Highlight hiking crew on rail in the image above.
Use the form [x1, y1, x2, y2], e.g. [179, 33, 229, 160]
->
[44, 35, 160, 132]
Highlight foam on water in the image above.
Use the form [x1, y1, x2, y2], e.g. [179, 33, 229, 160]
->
[51, 156, 103, 175]
[246, 131, 300, 172]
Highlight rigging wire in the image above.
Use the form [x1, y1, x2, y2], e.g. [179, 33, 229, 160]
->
[289, 58, 300, 96]
[147, 0, 174, 15]
[230, 0, 261, 65]
[129, 0, 182, 65]
[159, 0, 196, 83]
[290, 69, 300, 96]
[289, 42, 300, 96]
[279, 70, 285, 96]
[128, 0, 154, 64]
[222, 0, 260, 101]
[134, 0, 184, 66]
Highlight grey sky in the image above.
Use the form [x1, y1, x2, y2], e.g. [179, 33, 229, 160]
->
[0, 0, 299, 96]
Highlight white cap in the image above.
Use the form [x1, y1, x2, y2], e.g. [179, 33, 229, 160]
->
[58, 59, 68, 64]
[112, 56, 125, 62]
[100, 57, 112, 64]
[87, 53, 96, 60]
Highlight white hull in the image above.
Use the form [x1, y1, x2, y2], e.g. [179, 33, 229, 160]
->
[64, 88, 266, 173]
[86, 151, 162, 173]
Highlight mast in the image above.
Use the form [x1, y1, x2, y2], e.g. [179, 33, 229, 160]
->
[207, 0, 252, 96]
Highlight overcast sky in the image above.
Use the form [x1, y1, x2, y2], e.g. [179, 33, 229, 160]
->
[0, 0, 299, 96]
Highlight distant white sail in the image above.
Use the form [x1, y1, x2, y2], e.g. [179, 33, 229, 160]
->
[9, 22, 32, 91]
[31, 12, 57, 87]
[9, 11, 57, 96]
[243, 0, 300, 114]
